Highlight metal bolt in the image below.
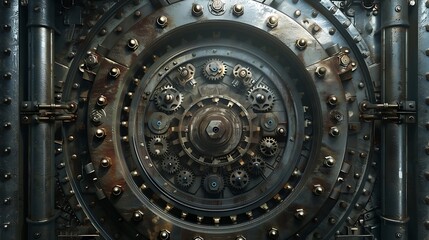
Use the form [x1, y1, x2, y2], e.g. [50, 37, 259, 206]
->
[313, 185, 324, 195]
[84, 52, 99, 68]
[327, 95, 338, 106]
[100, 157, 111, 168]
[192, 4, 203, 16]
[324, 156, 336, 167]
[233, 4, 244, 16]
[295, 38, 307, 50]
[312, 25, 321, 33]
[329, 126, 340, 137]
[112, 185, 123, 196]
[294, 10, 301, 17]
[97, 95, 107, 106]
[95, 128, 106, 139]
[157, 16, 168, 28]
[315, 66, 327, 78]
[109, 67, 120, 78]
[127, 38, 139, 51]
[395, 5, 401, 12]
[295, 209, 305, 220]
[132, 210, 144, 222]
[268, 228, 279, 239]
[329, 28, 336, 35]
[409, 0, 416, 6]
[267, 16, 279, 28]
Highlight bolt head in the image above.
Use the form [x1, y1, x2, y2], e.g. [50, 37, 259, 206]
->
[109, 67, 120, 78]
[233, 4, 244, 16]
[329, 126, 340, 137]
[313, 185, 324, 195]
[192, 4, 203, 16]
[95, 128, 106, 139]
[127, 38, 139, 51]
[296, 38, 307, 50]
[324, 156, 336, 167]
[206, 120, 226, 139]
[157, 16, 168, 28]
[112, 185, 123, 196]
[267, 16, 279, 28]
[315, 66, 327, 78]
[268, 228, 279, 239]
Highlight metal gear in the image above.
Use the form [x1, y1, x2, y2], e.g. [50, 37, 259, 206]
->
[148, 136, 169, 156]
[155, 85, 183, 112]
[161, 155, 180, 174]
[248, 84, 275, 112]
[248, 156, 266, 176]
[175, 169, 195, 188]
[203, 174, 225, 194]
[203, 59, 227, 81]
[259, 137, 279, 157]
[229, 169, 249, 190]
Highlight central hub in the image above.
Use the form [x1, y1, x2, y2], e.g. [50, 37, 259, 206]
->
[205, 119, 226, 139]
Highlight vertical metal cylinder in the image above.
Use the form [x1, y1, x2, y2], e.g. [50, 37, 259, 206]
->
[381, 0, 409, 239]
[27, 1, 56, 239]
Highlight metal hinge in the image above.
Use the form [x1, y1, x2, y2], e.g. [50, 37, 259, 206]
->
[21, 101, 77, 123]
[359, 100, 416, 124]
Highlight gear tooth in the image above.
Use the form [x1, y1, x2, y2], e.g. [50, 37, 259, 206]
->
[203, 59, 227, 81]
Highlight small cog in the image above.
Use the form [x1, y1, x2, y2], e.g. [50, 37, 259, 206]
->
[161, 155, 180, 174]
[248, 156, 266, 176]
[155, 85, 183, 112]
[175, 169, 195, 188]
[148, 136, 169, 156]
[203, 174, 225, 194]
[248, 84, 275, 112]
[203, 59, 227, 81]
[259, 137, 279, 157]
[229, 169, 249, 190]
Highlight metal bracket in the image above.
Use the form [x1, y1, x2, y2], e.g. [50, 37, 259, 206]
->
[359, 100, 416, 123]
[21, 101, 77, 123]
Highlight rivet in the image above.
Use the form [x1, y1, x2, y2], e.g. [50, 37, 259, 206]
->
[112, 185, 123, 196]
[233, 4, 244, 17]
[157, 16, 168, 28]
[97, 95, 107, 106]
[4, 147, 11, 154]
[395, 5, 401, 12]
[295, 38, 307, 50]
[268, 227, 279, 239]
[3, 97, 11, 104]
[109, 67, 120, 79]
[4, 172, 11, 179]
[295, 209, 305, 220]
[354, 173, 361, 179]
[71, 154, 77, 160]
[312, 25, 321, 33]
[329, 217, 337, 224]
[2, 24, 11, 31]
[72, 83, 80, 89]
[67, 135, 74, 142]
[236, 236, 246, 240]
[33, 232, 41, 239]
[360, 152, 368, 158]
[99, 28, 107, 36]
[315, 66, 327, 78]
[132, 210, 144, 222]
[339, 201, 348, 209]
[294, 10, 301, 17]
[267, 16, 279, 28]
[3, 48, 11, 55]
[3, 72, 12, 80]
[134, 10, 141, 17]
[329, 28, 336, 35]
[192, 4, 203, 17]
[115, 26, 123, 33]
[127, 38, 139, 51]
[100, 157, 111, 168]
[327, 95, 338, 106]
[4, 122, 11, 129]
[324, 156, 336, 167]
[329, 126, 340, 137]
[313, 185, 324, 195]
[363, 135, 369, 140]
[194, 237, 204, 240]
[95, 128, 106, 139]
[3, 197, 11, 205]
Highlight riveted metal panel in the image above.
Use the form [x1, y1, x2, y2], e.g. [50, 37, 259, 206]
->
[0, 0, 22, 239]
